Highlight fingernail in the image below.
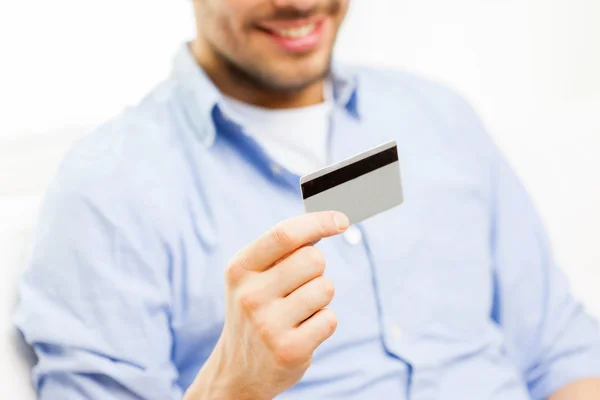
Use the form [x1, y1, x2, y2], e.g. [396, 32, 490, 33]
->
[333, 212, 349, 231]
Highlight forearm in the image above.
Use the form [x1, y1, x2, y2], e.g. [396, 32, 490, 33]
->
[548, 378, 600, 400]
[38, 371, 174, 400]
[184, 372, 258, 400]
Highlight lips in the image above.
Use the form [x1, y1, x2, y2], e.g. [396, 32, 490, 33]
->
[257, 18, 326, 53]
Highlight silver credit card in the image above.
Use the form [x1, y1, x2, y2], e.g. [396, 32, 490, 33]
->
[300, 141, 403, 225]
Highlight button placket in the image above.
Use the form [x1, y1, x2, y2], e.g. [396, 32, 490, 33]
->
[391, 324, 403, 341]
[270, 162, 282, 175]
[343, 225, 362, 245]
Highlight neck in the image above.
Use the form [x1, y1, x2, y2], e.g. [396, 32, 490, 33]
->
[190, 40, 325, 109]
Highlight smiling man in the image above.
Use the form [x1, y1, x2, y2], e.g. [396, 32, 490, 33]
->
[14, 0, 600, 399]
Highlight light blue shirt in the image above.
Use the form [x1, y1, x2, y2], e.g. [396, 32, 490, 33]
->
[14, 44, 600, 399]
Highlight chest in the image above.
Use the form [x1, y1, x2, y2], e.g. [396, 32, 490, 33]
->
[170, 110, 496, 377]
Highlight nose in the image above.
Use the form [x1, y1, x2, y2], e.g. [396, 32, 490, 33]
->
[272, 0, 319, 12]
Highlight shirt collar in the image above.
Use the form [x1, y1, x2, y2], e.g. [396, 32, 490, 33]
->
[170, 43, 360, 148]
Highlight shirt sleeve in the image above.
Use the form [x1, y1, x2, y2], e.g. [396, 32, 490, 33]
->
[489, 143, 600, 399]
[13, 178, 183, 399]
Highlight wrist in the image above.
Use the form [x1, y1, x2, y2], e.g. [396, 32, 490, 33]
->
[186, 346, 262, 400]
[185, 357, 234, 400]
[185, 372, 237, 400]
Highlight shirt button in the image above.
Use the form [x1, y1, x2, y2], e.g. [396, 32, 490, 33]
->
[270, 162, 282, 175]
[391, 324, 403, 341]
[343, 226, 362, 245]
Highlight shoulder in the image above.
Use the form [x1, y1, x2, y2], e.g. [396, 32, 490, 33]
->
[48, 79, 192, 229]
[355, 65, 480, 124]
[62, 82, 179, 181]
[351, 64, 498, 156]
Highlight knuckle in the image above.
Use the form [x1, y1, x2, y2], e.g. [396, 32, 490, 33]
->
[322, 309, 338, 333]
[255, 315, 276, 342]
[317, 276, 335, 301]
[238, 289, 262, 312]
[273, 336, 303, 366]
[305, 246, 326, 271]
[314, 213, 331, 236]
[273, 224, 293, 246]
[305, 216, 328, 241]
[225, 262, 245, 285]
[226, 250, 253, 283]
[319, 218, 330, 237]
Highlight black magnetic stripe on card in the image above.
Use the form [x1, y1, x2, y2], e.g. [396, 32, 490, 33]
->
[301, 146, 399, 199]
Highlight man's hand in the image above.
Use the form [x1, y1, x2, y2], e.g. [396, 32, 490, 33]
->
[185, 211, 350, 400]
[548, 378, 600, 400]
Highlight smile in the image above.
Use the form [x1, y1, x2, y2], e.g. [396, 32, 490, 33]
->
[257, 19, 327, 53]
[270, 23, 317, 39]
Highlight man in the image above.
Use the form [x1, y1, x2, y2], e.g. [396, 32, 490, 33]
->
[14, 0, 600, 399]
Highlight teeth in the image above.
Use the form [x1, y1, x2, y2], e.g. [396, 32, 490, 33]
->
[273, 23, 316, 39]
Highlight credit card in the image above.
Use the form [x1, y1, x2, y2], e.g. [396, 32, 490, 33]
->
[300, 141, 403, 225]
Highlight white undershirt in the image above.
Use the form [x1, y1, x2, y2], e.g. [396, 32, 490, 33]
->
[220, 82, 333, 176]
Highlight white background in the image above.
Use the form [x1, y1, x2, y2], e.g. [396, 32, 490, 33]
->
[1, 0, 599, 397]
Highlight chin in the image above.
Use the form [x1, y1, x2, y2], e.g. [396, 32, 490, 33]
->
[265, 72, 327, 92]
[266, 57, 331, 91]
